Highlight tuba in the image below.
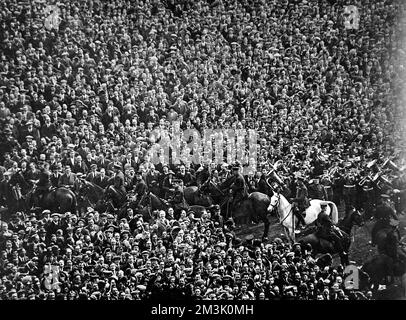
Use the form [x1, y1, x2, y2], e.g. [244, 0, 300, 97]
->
[268, 169, 285, 186]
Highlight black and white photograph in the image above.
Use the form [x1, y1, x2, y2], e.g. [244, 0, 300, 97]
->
[0, 0, 406, 308]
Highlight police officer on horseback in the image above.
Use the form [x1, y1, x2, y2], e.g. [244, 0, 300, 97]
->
[112, 163, 126, 195]
[33, 161, 52, 206]
[291, 173, 309, 231]
[315, 202, 346, 254]
[223, 163, 248, 214]
[371, 193, 398, 246]
[132, 170, 148, 207]
[170, 179, 188, 214]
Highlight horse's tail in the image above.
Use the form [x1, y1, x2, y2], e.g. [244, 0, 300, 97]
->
[329, 201, 339, 224]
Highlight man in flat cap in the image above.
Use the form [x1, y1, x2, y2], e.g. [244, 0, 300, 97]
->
[112, 162, 126, 194]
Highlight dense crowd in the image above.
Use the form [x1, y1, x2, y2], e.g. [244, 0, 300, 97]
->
[0, 0, 405, 300]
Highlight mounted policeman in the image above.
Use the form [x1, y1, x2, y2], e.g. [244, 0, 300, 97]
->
[221, 162, 249, 217]
[315, 202, 346, 255]
[32, 160, 52, 207]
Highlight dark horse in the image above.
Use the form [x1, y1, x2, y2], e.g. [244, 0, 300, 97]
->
[104, 185, 127, 212]
[29, 185, 77, 214]
[232, 192, 273, 242]
[191, 178, 248, 219]
[129, 192, 170, 222]
[189, 178, 273, 241]
[183, 185, 214, 207]
[183, 174, 230, 207]
[298, 208, 365, 265]
[4, 171, 77, 215]
[362, 254, 406, 296]
[76, 179, 109, 213]
[372, 220, 402, 258]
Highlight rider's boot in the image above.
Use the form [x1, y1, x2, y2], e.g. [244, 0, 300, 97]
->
[294, 210, 306, 233]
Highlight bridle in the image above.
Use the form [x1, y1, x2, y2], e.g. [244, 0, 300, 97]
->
[268, 193, 294, 225]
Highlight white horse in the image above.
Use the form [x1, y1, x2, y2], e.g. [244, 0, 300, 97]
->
[267, 193, 339, 241]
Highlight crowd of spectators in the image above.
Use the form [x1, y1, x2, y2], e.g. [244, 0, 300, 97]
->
[0, 0, 405, 300]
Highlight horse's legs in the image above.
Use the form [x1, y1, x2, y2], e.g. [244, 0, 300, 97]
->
[283, 226, 293, 243]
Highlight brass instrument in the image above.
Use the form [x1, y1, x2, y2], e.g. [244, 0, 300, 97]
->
[366, 159, 377, 169]
[372, 172, 381, 182]
[358, 175, 372, 187]
[381, 158, 401, 172]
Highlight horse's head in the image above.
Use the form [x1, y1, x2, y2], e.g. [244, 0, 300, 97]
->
[267, 193, 280, 214]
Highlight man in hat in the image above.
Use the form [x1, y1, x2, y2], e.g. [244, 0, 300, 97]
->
[58, 165, 76, 188]
[176, 164, 195, 187]
[50, 163, 62, 187]
[222, 163, 248, 217]
[132, 170, 148, 207]
[290, 174, 309, 230]
[210, 204, 224, 228]
[23, 121, 40, 144]
[86, 163, 98, 183]
[110, 162, 126, 196]
[94, 168, 109, 189]
[32, 160, 52, 207]
[315, 202, 345, 253]
[371, 194, 398, 246]
[308, 178, 327, 200]
[162, 170, 176, 200]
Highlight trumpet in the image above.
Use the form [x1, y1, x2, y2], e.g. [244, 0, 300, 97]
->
[381, 158, 401, 172]
[371, 172, 393, 187]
